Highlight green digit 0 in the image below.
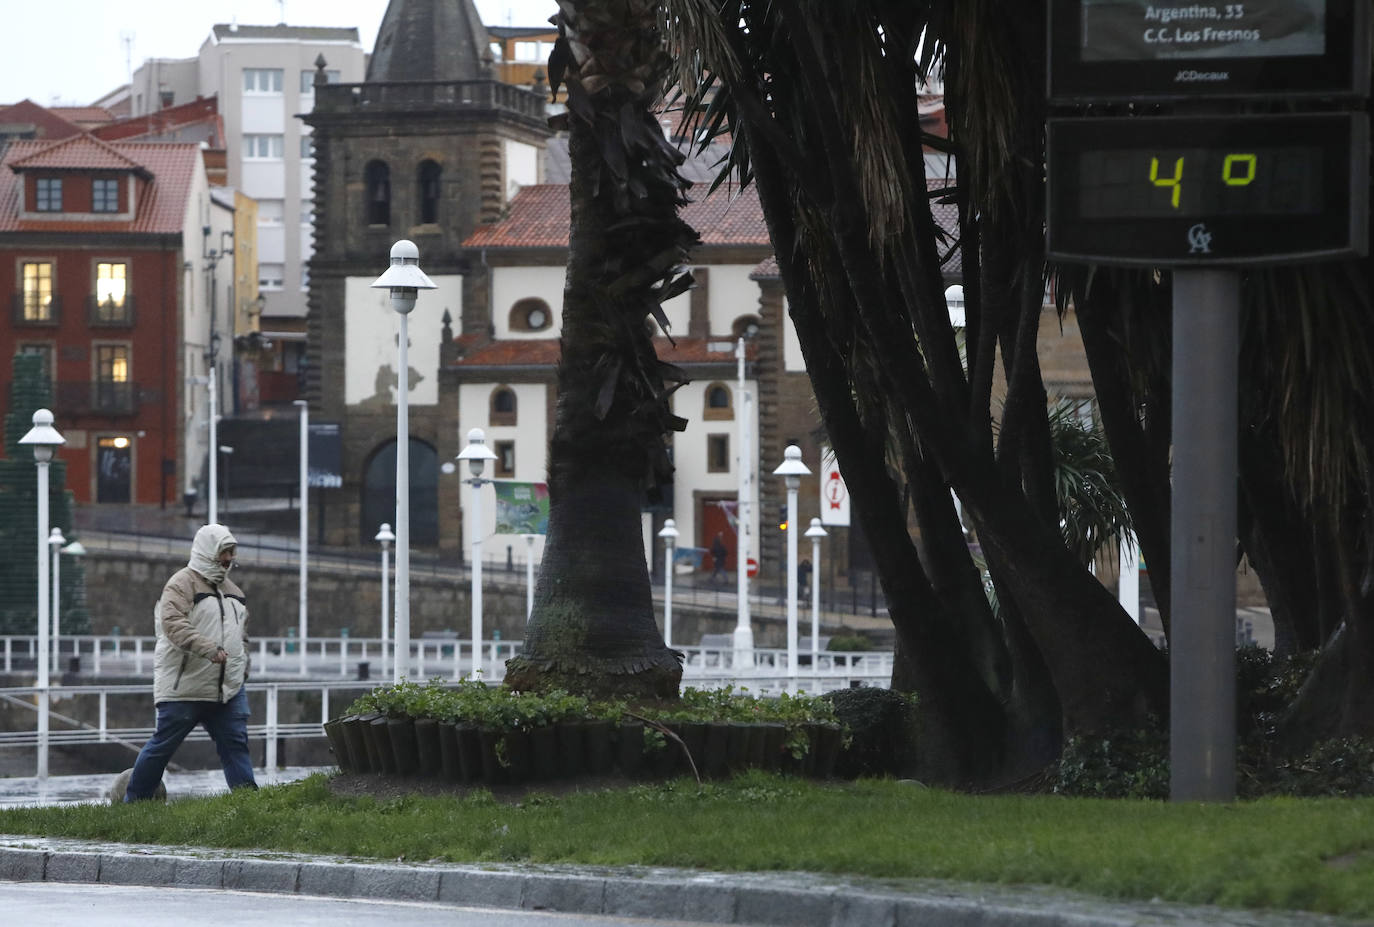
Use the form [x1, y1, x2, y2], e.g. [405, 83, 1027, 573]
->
[1223, 153, 1256, 185]
[1150, 156, 1184, 209]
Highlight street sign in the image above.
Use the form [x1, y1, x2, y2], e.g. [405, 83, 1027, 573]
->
[1046, 112, 1368, 265]
[1049, 0, 1368, 100]
[819, 447, 851, 527]
[746, 558, 759, 578]
[307, 423, 343, 488]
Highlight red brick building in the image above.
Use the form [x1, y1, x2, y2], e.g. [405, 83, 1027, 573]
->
[0, 131, 215, 505]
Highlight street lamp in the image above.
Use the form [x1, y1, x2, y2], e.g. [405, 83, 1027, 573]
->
[772, 445, 811, 688]
[734, 337, 755, 670]
[657, 518, 680, 648]
[457, 428, 496, 680]
[374, 523, 395, 678]
[48, 528, 64, 674]
[20, 408, 65, 780]
[804, 518, 828, 678]
[370, 239, 437, 684]
[295, 399, 309, 676]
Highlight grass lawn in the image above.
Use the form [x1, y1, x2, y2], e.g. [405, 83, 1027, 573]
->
[2, 772, 1372, 919]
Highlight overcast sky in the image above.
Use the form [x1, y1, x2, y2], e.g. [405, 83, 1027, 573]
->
[3, 0, 559, 107]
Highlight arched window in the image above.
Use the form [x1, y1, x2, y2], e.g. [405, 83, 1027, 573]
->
[361, 438, 438, 545]
[703, 381, 733, 421]
[509, 297, 552, 332]
[417, 160, 441, 224]
[364, 160, 391, 226]
[490, 386, 517, 426]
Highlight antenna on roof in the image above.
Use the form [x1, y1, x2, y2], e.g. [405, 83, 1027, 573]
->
[120, 30, 135, 84]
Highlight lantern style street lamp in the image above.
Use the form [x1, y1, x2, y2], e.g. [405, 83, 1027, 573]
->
[370, 240, 436, 682]
[772, 445, 811, 687]
[657, 518, 680, 648]
[20, 409, 65, 780]
[456, 428, 496, 679]
[804, 518, 828, 677]
[375, 523, 395, 678]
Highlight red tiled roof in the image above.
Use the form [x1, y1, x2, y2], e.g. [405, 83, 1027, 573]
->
[49, 105, 116, 127]
[451, 336, 755, 369]
[0, 137, 200, 235]
[10, 133, 147, 173]
[464, 183, 770, 249]
[751, 256, 779, 279]
[0, 100, 82, 140]
[92, 97, 224, 145]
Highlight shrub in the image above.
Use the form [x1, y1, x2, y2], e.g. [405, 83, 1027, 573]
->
[1266, 737, 1374, 797]
[826, 634, 875, 652]
[822, 687, 917, 778]
[1053, 726, 1168, 800]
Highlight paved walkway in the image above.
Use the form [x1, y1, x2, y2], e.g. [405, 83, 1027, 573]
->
[0, 834, 1357, 927]
[0, 767, 325, 808]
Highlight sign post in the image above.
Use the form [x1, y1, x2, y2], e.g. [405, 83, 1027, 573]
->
[1045, 0, 1369, 802]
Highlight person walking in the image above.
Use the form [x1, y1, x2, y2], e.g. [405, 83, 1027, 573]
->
[124, 524, 257, 801]
[710, 532, 730, 584]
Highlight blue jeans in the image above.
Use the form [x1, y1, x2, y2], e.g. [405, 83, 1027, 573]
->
[125, 687, 257, 801]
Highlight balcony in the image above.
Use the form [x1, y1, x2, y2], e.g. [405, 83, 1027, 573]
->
[314, 79, 546, 122]
[87, 294, 137, 327]
[53, 380, 141, 416]
[10, 293, 61, 326]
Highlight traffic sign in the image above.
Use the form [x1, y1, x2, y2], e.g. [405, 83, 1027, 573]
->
[1049, 0, 1369, 101]
[746, 558, 759, 578]
[1046, 112, 1368, 265]
[819, 447, 851, 527]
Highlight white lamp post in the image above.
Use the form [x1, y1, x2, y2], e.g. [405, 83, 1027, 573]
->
[20, 409, 65, 780]
[370, 239, 436, 683]
[48, 528, 64, 675]
[524, 534, 536, 622]
[294, 399, 309, 676]
[804, 517, 828, 678]
[657, 518, 680, 648]
[456, 428, 496, 680]
[772, 445, 811, 688]
[208, 371, 219, 523]
[374, 523, 394, 678]
[734, 337, 754, 670]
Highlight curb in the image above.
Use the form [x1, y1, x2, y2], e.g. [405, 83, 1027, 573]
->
[0, 837, 1356, 927]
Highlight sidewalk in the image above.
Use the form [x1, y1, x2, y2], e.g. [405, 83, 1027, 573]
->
[0, 834, 1354, 927]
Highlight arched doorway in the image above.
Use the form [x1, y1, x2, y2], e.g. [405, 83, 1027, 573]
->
[361, 438, 438, 546]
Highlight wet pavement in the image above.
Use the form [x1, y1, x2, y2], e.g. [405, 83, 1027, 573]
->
[0, 766, 327, 808]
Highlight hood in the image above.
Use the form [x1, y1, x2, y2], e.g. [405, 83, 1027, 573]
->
[188, 524, 237, 585]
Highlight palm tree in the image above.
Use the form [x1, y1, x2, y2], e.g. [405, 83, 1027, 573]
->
[504, 0, 696, 699]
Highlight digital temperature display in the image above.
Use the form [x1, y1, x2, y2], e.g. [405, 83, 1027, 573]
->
[1078, 145, 1323, 218]
[1046, 113, 1367, 265]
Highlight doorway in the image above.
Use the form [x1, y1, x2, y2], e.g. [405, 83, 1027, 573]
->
[96, 436, 132, 503]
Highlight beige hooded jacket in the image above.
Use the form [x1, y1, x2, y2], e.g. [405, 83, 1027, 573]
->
[151, 525, 250, 704]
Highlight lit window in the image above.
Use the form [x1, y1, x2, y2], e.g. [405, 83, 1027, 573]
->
[21, 261, 54, 321]
[35, 178, 62, 212]
[495, 440, 516, 478]
[96, 262, 128, 311]
[92, 178, 120, 213]
[707, 434, 730, 473]
[243, 68, 283, 93]
[243, 134, 284, 159]
[95, 345, 131, 413]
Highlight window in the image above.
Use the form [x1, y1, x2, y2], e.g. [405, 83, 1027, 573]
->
[35, 178, 62, 212]
[495, 440, 516, 478]
[257, 199, 284, 225]
[20, 261, 54, 321]
[243, 68, 283, 93]
[92, 178, 119, 213]
[94, 261, 129, 322]
[364, 160, 390, 225]
[300, 135, 314, 159]
[300, 69, 340, 92]
[707, 434, 730, 473]
[703, 382, 733, 421]
[95, 344, 131, 412]
[300, 266, 310, 291]
[515, 41, 552, 62]
[490, 387, 517, 426]
[509, 298, 552, 332]
[243, 134, 284, 159]
[19, 343, 54, 383]
[300, 198, 314, 225]
[415, 159, 442, 224]
[258, 264, 284, 290]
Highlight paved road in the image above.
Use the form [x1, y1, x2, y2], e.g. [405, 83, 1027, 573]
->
[2, 882, 714, 927]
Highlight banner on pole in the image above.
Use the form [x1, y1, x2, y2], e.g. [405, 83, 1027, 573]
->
[819, 447, 850, 526]
[494, 481, 550, 534]
[307, 423, 343, 488]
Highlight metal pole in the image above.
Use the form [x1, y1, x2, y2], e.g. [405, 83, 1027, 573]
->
[1170, 268, 1239, 803]
[36, 459, 50, 781]
[1118, 530, 1140, 625]
[208, 372, 218, 524]
[394, 312, 410, 684]
[380, 543, 390, 678]
[297, 400, 309, 676]
[786, 479, 799, 688]
[664, 537, 674, 648]
[525, 535, 535, 621]
[734, 337, 754, 668]
[50, 533, 61, 676]
[471, 477, 484, 678]
[810, 533, 821, 669]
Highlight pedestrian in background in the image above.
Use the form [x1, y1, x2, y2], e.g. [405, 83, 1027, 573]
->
[123, 524, 256, 801]
[710, 532, 730, 584]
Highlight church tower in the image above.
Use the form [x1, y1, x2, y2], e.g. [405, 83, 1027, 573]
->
[303, 0, 551, 546]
